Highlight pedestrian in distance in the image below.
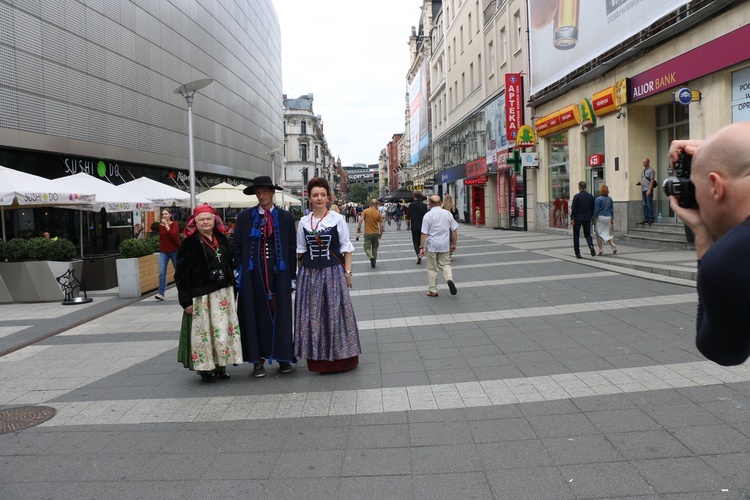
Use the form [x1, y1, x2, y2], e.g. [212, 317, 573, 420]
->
[232, 176, 297, 378]
[636, 157, 657, 224]
[570, 180, 596, 259]
[175, 204, 242, 383]
[155, 208, 181, 301]
[592, 184, 617, 255]
[357, 198, 384, 268]
[393, 201, 403, 230]
[408, 190, 428, 264]
[668, 122, 750, 366]
[474, 206, 481, 228]
[295, 177, 361, 373]
[419, 195, 458, 297]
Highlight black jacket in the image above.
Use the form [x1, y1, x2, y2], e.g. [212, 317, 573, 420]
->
[570, 190, 595, 223]
[408, 200, 428, 233]
[175, 231, 236, 309]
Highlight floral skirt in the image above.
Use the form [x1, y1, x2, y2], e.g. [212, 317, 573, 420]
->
[294, 265, 361, 366]
[178, 287, 243, 372]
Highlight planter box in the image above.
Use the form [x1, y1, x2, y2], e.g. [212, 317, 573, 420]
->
[0, 260, 84, 303]
[116, 253, 175, 298]
[82, 253, 120, 290]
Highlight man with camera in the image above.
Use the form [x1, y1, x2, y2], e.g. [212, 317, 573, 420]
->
[667, 122, 750, 366]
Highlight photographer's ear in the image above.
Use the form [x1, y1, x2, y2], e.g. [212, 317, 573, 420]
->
[708, 172, 727, 201]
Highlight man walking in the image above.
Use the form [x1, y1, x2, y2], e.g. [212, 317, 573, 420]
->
[357, 198, 384, 268]
[570, 180, 596, 259]
[408, 191, 428, 264]
[419, 195, 458, 297]
[637, 158, 657, 224]
[232, 176, 297, 378]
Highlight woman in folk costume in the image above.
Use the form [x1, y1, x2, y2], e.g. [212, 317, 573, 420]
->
[175, 204, 242, 383]
[231, 176, 297, 378]
[295, 177, 361, 373]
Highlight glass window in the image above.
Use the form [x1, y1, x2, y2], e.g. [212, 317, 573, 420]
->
[548, 131, 570, 228]
[301, 121, 307, 134]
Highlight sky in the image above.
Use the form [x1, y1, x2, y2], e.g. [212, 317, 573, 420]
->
[273, 0, 422, 167]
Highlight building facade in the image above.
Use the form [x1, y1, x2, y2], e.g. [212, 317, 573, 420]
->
[0, 0, 283, 249]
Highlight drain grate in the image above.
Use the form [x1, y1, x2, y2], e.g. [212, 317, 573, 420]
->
[0, 406, 57, 434]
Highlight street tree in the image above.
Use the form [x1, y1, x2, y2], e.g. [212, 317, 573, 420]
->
[348, 182, 369, 205]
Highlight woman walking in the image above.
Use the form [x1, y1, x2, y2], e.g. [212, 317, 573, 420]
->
[295, 177, 361, 373]
[593, 184, 617, 255]
[175, 204, 243, 383]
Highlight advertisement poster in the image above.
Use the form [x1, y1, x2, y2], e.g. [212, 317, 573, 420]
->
[484, 94, 508, 168]
[528, 0, 690, 94]
[409, 61, 430, 165]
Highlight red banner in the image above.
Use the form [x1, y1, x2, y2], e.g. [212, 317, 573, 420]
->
[505, 73, 523, 141]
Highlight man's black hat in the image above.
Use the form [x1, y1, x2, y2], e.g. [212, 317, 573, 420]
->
[243, 175, 283, 195]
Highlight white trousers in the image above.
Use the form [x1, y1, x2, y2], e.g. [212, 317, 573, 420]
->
[426, 250, 452, 294]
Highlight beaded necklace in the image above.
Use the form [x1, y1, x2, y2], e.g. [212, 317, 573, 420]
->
[311, 210, 328, 233]
[200, 233, 222, 262]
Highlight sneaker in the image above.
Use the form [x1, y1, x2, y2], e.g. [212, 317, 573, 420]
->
[252, 361, 266, 378]
[447, 280, 457, 295]
[279, 362, 293, 374]
[370, 257, 376, 268]
[154, 294, 164, 301]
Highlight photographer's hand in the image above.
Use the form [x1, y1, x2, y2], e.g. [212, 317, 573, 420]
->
[669, 195, 716, 260]
[668, 139, 703, 164]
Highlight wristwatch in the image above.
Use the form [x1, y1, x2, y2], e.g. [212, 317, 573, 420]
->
[345, 271, 353, 276]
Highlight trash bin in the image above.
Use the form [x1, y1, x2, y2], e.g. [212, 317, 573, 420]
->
[82, 253, 120, 290]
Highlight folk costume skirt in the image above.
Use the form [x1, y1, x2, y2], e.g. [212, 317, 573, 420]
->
[178, 286, 243, 372]
[294, 265, 361, 372]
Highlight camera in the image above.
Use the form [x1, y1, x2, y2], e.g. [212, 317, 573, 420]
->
[209, 268, 227, 286]
[662, 151, 698, 208]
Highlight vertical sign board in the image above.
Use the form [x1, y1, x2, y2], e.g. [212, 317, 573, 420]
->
[505, 73, 523, 141]
[732, 67, 750, 123]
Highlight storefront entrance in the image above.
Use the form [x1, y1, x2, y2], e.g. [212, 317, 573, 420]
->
[656, 102, 689, 222]
[497, 169, 527, 230]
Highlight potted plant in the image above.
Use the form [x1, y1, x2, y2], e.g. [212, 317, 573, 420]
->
[0, 237, 81, 303]
[116, 236, 171, 298]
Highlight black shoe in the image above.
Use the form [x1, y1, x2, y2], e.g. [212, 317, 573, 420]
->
[214, 370, 230, 380]
[576, 254, 582, 259]
[252, 361, 266, 378]
[199, 372, 216, 383]
[447, 280, 457, 295]
[279, 362, 293, 374]
[370, 257, 376, 268]
[416, 256, 421, 265]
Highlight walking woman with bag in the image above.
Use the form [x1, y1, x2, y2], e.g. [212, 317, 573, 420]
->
[593, 184, 618, 256]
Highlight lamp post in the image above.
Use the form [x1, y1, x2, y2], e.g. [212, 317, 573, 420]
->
[267, 147, 283, 208]
[174, 78, 213, 210]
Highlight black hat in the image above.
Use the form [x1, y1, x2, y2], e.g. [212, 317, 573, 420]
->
[243, 175, 283, 195]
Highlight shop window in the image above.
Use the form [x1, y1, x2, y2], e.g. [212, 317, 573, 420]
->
[548, 131, 570, 228]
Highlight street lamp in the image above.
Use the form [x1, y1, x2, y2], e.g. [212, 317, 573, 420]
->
[174, 78, 213, 210]
[267, 147, 283, 208]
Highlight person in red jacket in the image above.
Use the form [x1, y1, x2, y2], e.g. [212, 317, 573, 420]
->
[155, 208, 181, 301]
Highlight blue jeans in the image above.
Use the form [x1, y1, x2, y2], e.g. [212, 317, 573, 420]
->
[641, 190, 654, 222]
[158, 251, 178, 295]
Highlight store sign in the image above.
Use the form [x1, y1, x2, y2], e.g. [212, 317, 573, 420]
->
[588, 154, 604, 167]
[466, 157, 488, 179]
[672, 87, 701, 105]
[630, 24, 750, 102]
[535, 104, 580, 138]
[515, 125, 536, 148]
[579, 98, 596, 127]
[505, 73, 523, 141]
[521, 152, 539, 167]
[732, 67, 750, 122]
[464, 176, 488, 185]
[592, 87, 618, 117]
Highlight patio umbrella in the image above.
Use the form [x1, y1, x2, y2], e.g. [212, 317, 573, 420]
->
[119, 177, 190, 207]
[0, 165, 96, 241]
[53, 173, 155, 257]
[195, 182, 255, 208]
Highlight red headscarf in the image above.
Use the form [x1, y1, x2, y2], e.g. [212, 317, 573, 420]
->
[183, 204, 228, 237]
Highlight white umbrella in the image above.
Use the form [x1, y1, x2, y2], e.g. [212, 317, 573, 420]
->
[0, 165, 96, 241]
[241, 191, 302, 207]
[119, 177, 190, 207]
[53, 173, 155, 257]
[196, 182, 255, 208]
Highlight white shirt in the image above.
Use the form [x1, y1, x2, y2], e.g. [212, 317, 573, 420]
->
[421, 206, 458, 252]
[296, 210, 355, 254]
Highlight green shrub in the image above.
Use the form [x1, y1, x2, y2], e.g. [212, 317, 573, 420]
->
[0, 239, 5, 262]
[4, 238, 29, 262]
[49, 238, 77, 261]
[119, 237, 158, 258]
[26, 237, 52, 260]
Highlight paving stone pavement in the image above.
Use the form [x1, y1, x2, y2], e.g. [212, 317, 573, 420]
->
[3, 223, 750, 499]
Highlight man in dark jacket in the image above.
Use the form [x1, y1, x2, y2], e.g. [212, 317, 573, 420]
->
[408, 191, 429, 264]
[232, 176, 297, 378]
[570, 181, 596, 259]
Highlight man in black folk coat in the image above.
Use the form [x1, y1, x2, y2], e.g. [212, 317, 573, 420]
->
[232, 176, 297, 378]
[570, 180, 596, 259]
